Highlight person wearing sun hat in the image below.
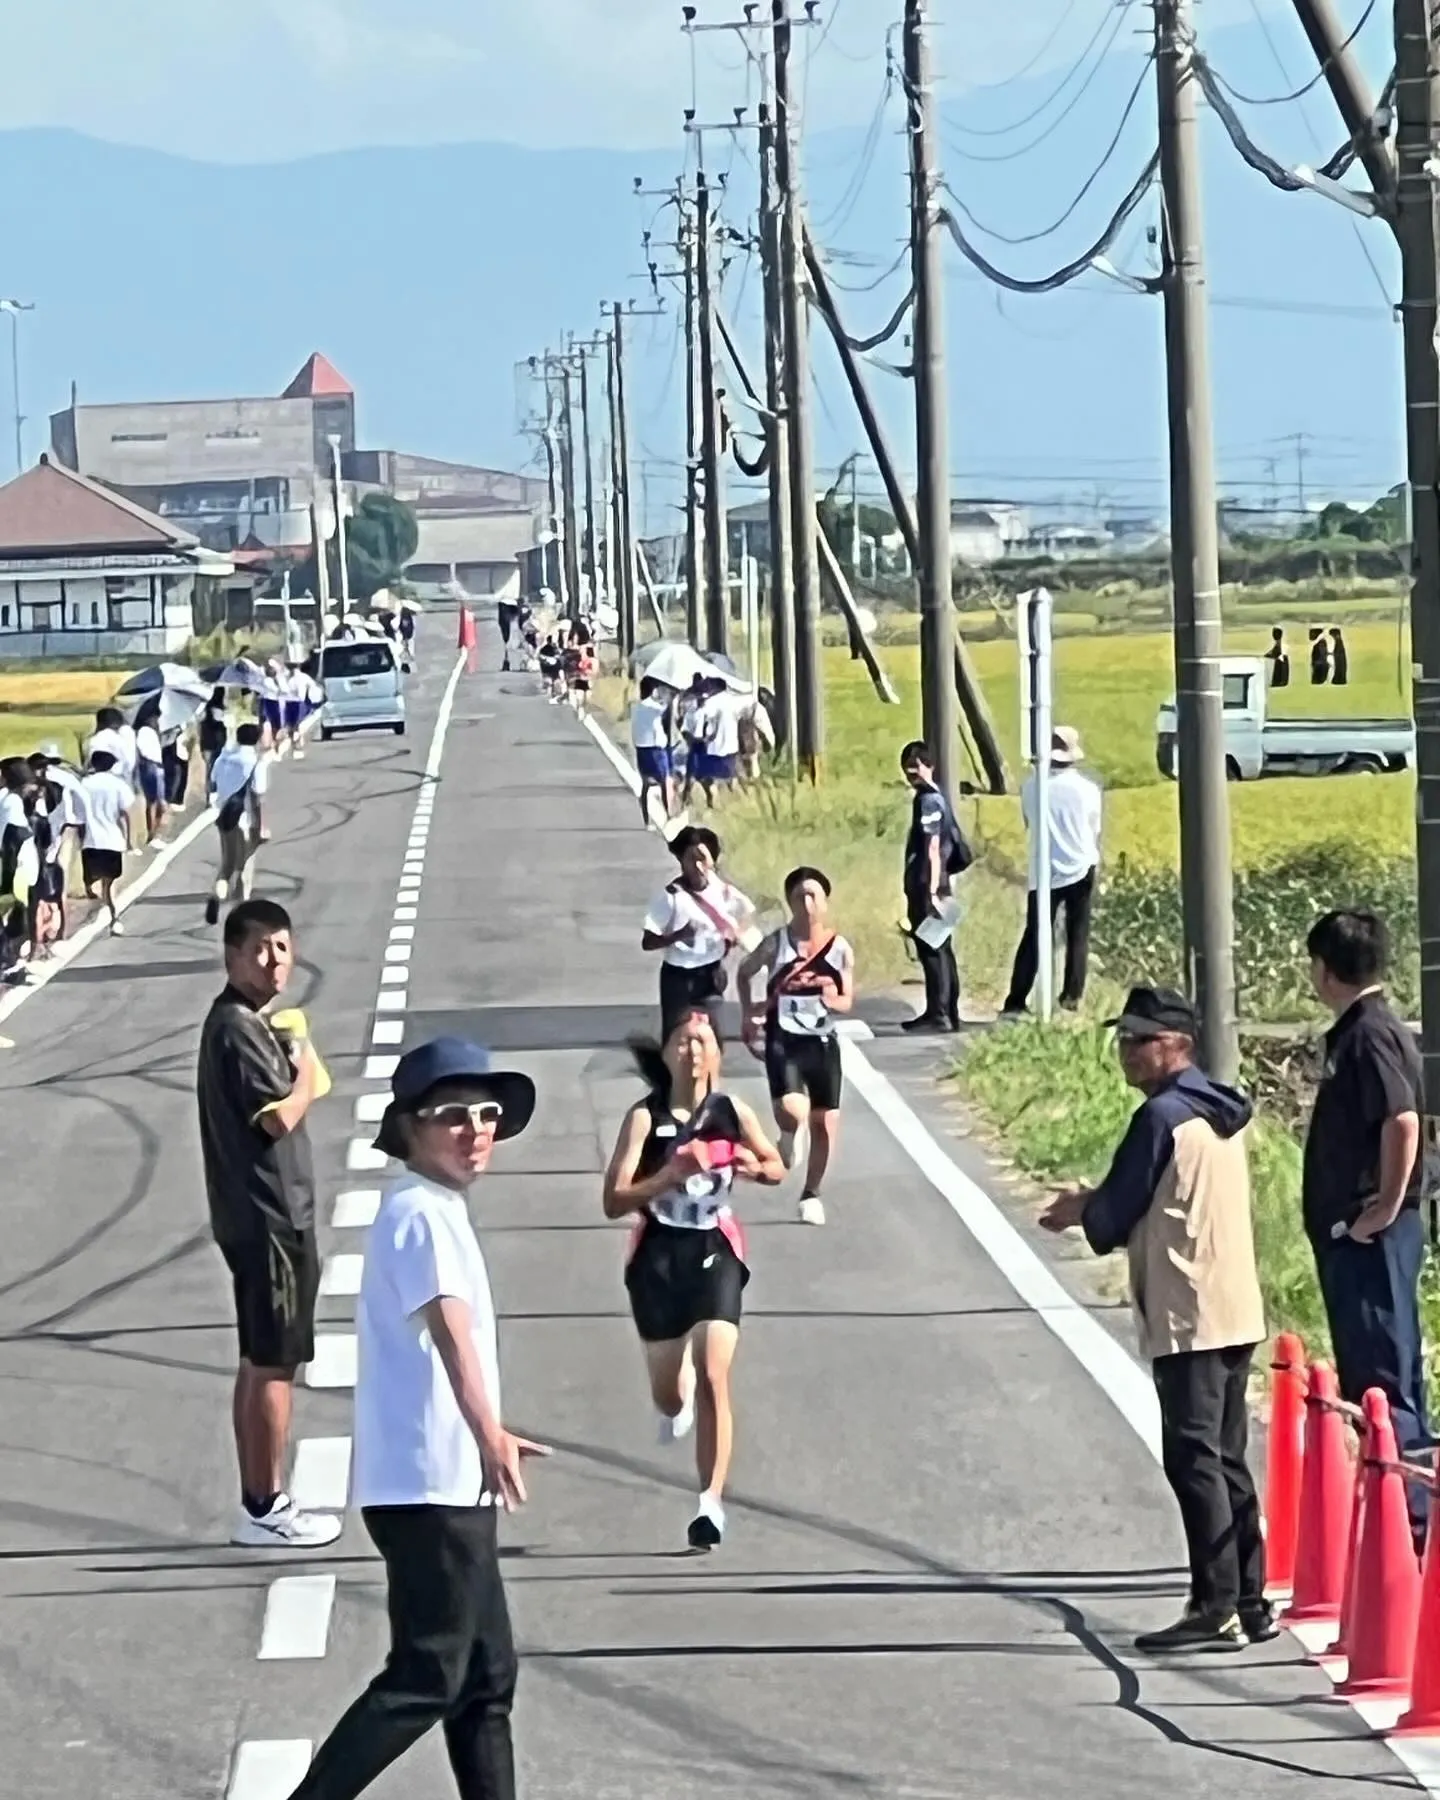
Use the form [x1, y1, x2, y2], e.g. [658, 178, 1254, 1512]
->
[1002, 722, 1103, 1018]
[290, 1038, 548, 1800]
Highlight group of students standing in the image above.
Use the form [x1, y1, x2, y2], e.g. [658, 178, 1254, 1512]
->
[629, 673, 771, 823]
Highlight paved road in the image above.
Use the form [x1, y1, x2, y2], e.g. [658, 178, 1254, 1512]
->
[0, 613, 1414, 1799]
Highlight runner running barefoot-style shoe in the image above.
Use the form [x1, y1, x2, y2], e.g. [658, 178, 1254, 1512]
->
[231, 1493, 343, 1549]
[687, 1492, 725, 1550]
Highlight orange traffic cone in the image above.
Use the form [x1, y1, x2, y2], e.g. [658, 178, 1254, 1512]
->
[1393, 1493, 1440, 1734]
[1324, 1448, 1370, 1669]
[1336, 1390, 1422, 1700]
[1283, 1362, 1353, 1628]
[458, 606, 476, 651]
[1264, 1332, 1307, 1595]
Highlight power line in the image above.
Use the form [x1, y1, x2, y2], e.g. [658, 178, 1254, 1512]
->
[1211, 0, 1379, 105]
[965, 0, 1090, 94]
[946, 0, 1135, 138]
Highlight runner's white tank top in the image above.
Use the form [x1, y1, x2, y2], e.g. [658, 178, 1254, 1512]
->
[768, 932, 851, 1038]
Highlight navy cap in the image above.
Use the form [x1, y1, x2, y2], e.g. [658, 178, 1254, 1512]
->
[373, 1037, 536, 1158]
[1104, 986, 1198, 1041]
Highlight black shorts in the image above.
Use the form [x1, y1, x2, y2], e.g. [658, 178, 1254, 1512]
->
[219, 1229, 320, 1369]
[625, 1217, 748, 1343]
[498, 602, 519, 642]
[659, 959, 726, 1043]
[81, 848, 124, 887]
[764, 1026, 843, 1111]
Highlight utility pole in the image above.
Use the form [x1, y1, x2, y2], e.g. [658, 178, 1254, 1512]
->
[576, 343, 598, 611]
[774, 0, 824, 778]
[695, 169, 729, 655]
[557, 357, 583, 624]
[1155, 0, 1238, 1083]
[904, 0, 960, 810]
[759, 92, 796, 755]
[681, 200, 703, 645]
[1395, 0, 1440, 1126]
[851, 457, 862, 579]
[609, 301, 641, 660]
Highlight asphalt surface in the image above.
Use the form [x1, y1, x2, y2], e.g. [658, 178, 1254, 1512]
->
[0, 610, 1415, 1799]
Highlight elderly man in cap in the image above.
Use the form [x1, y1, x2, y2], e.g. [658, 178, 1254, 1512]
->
[289, 1038, 548, 1800]
[1002, 724, 1102, 1018]
[1041, 986, 1271, 1654]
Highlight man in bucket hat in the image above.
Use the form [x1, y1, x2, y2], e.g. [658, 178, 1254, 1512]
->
[288, 1038, 548, 1800]
[1002, 724, 1103, 1018]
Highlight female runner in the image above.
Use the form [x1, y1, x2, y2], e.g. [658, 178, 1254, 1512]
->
[739, 865, 853, 1226]
[641, 825, 754, 1042]
[602, 1008, 783, 1549]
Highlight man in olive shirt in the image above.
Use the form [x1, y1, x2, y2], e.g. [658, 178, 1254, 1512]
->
[197, 897, 340, 1549]
[1303, 909, 1431, 1541]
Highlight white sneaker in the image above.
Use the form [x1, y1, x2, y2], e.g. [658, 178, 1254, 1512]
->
[798, 1195, 827, 1226]
[658, 1391, 696, 1445]
[231, 1494, 342, 1549]
[687, 1492, 725, 1550]
[109, 920, 125, 937]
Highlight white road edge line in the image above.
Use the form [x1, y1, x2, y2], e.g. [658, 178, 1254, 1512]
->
[304, 1333, 357, 1389]
[332, 1188, 381, 1228]
[227, 1740, 312, 1800]
[372, 1019, 405, 1045]
[290, 1436, 352, 1511]
[258, 1575, 337, 1660]
[319, 1252, 365, 1297]
[578, 706, 1440, 1786]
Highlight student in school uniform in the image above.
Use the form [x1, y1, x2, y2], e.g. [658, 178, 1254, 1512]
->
[630, 678, 675, 823]
[77, 750, 135, 935]
[641, 825, 755, 1042]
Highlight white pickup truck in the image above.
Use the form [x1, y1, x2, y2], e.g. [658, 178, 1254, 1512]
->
[1156, 655, 1413, 781]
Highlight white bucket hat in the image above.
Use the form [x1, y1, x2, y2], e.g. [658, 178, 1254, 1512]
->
[1050, 725, 1084, 765]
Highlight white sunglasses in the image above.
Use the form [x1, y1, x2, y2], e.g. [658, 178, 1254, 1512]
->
[415, 1100, 504, 1131]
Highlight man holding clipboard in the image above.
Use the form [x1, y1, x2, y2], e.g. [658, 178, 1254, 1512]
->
[899, 740, 971, 1035]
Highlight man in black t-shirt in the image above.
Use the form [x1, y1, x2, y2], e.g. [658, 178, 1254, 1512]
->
[899, 740, 971, 1034]
[1303, 908, 1432, 1538]
[197, 897, 340, 1550]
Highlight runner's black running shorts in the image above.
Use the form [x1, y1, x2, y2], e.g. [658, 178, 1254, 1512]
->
[764, 1027, 843, 1111]
[625, 1217, 748, 1343]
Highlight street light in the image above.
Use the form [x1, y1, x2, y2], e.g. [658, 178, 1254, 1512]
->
[0, 300, 35, 476]
[327, 433, 351, 610]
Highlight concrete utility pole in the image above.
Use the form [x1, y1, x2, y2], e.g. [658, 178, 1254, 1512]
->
[1154, 0, 1238, 1083]
[0, 300, 34, 476]
[774, 0, 824, 778]
[575, 342, 599, 611]
[681, 200, 703, 646]
[759, 93, 797, 756]
[695, 169, 730, 655]
[609, 301, 640, 659]
[557, 358, 584, 624]
[328, 433, 351, 611]
[904, 0, 960, 811]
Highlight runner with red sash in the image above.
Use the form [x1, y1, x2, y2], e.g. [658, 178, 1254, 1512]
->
[601, 1007, 784, 1549]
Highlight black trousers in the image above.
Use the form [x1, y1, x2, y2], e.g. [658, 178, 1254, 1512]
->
[906, 888, 958, 1025]
[659, 957, 725, 1042]
[1003, 868, 1096, 1012]
[290, 1503, 517, 1800]
[1152, 1344, 1264, 1615]
[1315, 1207, 1432, 1535]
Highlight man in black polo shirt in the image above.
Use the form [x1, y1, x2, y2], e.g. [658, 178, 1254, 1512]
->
[899, 740, 971, 1034]
[197, 897, 340, 1549]
[1303, 908, 1431, 1537]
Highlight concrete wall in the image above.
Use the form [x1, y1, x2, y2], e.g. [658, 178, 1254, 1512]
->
[55, 398, 323, 488]
[0, 626, 188, 661]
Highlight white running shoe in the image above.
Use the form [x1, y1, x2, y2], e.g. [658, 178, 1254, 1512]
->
[687, 1492, 725, 1550]
[109, 920, 125, 937]
[658, 1391, 696, 1445]
[798, 1195, 827, 1226]
[231, 1494, 342, 1549]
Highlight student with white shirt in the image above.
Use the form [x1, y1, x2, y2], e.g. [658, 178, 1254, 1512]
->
[205, 723, 272, 927]
[77, 751, 134, 935]
[629, 677, 675, 823]
[26, 747, 81, 954]
[287, 1039, 546, 1800]
[0, 758, 32, 899]
[642, 825, 755, 1041]
[133, 704, 168, 846]
[689, 681, 741, 805]
[1002, 724, 1104, 1016]
[85, 706, 138, 785]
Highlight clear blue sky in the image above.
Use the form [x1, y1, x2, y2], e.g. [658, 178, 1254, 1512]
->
[0, 1, 1404, 529]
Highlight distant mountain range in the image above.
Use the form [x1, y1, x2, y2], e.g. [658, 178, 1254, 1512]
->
[0, 73, 1407, 531]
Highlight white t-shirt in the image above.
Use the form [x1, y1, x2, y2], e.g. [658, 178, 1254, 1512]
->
[135, 724, 163, 767]
[0, 791, 28, 835]
[78, 770, 135, 853]
[1021, 765, 1103, 890]
[46, 766, 84, 832]
[645, 875, 754, 969]
[210, 744, 271, 834]
[353, 1172, 502, 1509]
[630, 695, 671, 750]
[699, 694, 741, 758]
[86, 725, 137, 782]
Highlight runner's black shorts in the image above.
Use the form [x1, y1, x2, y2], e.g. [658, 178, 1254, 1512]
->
[219, 1228, 320, 1368]
[497, 602, 519, 642]
[764, 1025, 843, 1111]
[625, 1217, 748, 1343]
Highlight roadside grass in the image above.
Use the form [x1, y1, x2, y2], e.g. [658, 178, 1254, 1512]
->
[0, 670, 126, 709]
[0, 709, 93, 762]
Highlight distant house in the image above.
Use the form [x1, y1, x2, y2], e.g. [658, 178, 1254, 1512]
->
[350, 452, 547, 599]
[949, 502, 1029, 566]
[1026, 522, 1115, 559]
[0, 455, 232, 659]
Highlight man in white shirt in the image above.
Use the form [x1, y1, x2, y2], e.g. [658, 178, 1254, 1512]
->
[206, 723, 272, 926]
[1003, 724, 1103, 1016]
[85, 706, 138, 785]
[629, 677, 675, 824]
[134, 711, 168, 846]
[77, 751, 134, 935]
[287, 1038, 545, 1800]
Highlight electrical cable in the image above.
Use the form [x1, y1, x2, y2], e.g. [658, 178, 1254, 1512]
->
[823, 241, 912, 292]
[965, 0, 1087, 94]
[1210, 0, 1378, 105]
[939, 151, 1159, 293]
[813, 57, 897, 240]
[943, 49, 1154, 246]
[946, 0, 1133, 139]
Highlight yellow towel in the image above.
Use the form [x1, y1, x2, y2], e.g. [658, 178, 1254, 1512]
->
[270, 1007, 333, 1100]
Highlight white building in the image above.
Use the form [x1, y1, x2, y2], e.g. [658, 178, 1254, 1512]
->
[949, 502, 1030, 566]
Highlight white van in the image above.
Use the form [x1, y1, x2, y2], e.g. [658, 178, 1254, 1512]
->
[317, 637, 406, 740]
